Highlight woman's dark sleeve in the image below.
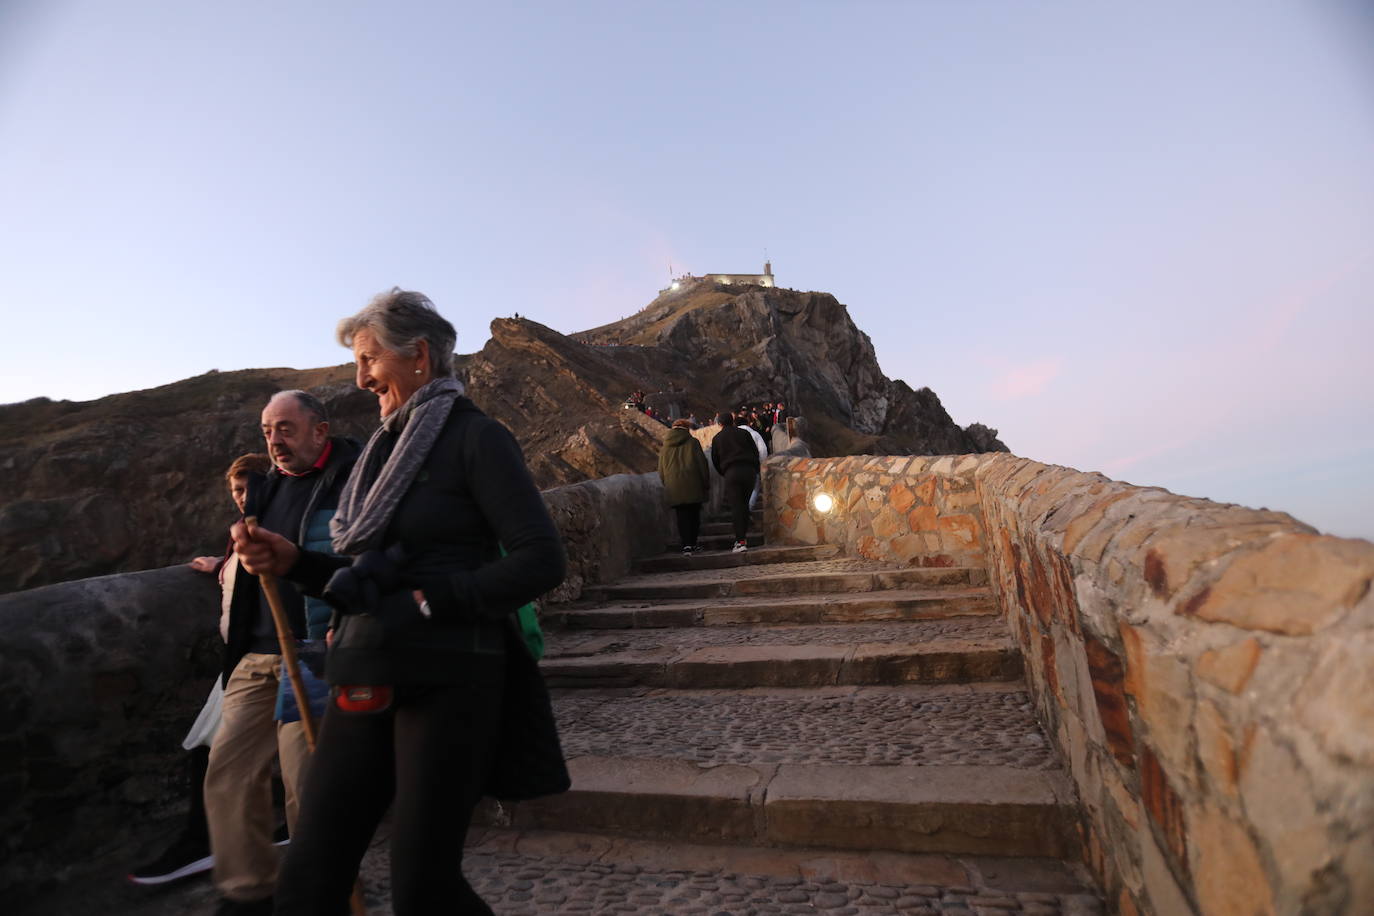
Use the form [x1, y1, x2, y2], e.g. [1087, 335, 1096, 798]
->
[434, 419, 566, 619]
[285, 549, 350, 598]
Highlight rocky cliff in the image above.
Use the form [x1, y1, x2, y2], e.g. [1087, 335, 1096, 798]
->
[0, 280, 1004, 593]
[572, 281, 1004, 457]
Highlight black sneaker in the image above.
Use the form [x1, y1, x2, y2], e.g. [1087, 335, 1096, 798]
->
[127, 833, 213, 885]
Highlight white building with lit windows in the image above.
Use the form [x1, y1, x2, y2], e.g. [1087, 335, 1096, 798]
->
[661, 261, 775, 295]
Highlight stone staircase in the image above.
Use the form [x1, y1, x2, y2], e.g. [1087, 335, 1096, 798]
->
[78, 515, 1106, 916]
[470, 512, 1105, 914]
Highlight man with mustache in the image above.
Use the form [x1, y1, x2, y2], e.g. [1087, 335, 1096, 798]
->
[204, 390, 359, 916]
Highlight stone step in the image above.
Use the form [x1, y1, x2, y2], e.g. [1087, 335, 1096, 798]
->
[540, 617, 1020, 689]
[505, 761, 1075, 858]
[582, 564, 987, 602]
[496, 685, 1077, 859]
[689, 531, 766, 551]
[700, 519, 762, 536]
[553, 683, 1058, 770]
[547, 585, 998, 629]
[463, 827, 1102, 914]
[53, 807, 1098, 914]
[705, 509, 764, 525]
[633, 542, 841, 574]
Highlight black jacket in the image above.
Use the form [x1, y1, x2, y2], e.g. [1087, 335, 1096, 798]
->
[710, 425, 762, 476]
[288, 397, 567, 686]
[222, 436, 361, 687]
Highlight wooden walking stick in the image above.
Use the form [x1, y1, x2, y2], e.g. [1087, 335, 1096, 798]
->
[245, 517, 368, 916]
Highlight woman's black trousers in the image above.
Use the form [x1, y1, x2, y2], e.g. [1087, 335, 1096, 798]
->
[273, 681, 504, 915]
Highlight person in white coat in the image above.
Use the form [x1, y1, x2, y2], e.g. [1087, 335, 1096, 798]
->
[742, 423, 768, 510]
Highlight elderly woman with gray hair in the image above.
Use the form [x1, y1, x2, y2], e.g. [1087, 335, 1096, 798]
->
[232, 288, 568, 915]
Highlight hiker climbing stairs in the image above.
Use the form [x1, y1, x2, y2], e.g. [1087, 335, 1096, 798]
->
[470, 512, 1105, 914]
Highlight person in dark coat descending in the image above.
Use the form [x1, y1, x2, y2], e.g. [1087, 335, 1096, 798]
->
[232, 289, 567, 915]
[709, 411, 762, 552]
[658, 418, 711, 554]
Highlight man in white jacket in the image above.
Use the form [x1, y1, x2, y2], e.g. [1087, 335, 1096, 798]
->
[742, 423, 768, 511]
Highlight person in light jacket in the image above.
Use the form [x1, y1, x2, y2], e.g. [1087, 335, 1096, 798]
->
[658, 418, 711, 554]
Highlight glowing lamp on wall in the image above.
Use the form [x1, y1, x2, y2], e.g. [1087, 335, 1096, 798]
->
[813, 492, 835, 514]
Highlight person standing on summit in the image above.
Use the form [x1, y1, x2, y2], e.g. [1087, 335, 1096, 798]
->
[709, 411, 761, 552]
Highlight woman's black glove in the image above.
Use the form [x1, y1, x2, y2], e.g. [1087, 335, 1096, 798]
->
[403, 554, 468, 622]
[323, 543, 409, 616]
[410, 579, 460, 620]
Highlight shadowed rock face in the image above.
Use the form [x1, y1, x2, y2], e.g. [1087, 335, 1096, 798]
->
[0, 282, 1004, 593]
[0, 367, 379, 594]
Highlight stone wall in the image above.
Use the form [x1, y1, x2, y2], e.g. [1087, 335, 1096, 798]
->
[977, 456, 1374, 916]
[763, 454, 990, 570]
[541, 471, 673, 602]
[764, 452, 1374, 915]
[0, 471, 673, 899]
[0, 566, 224, 901]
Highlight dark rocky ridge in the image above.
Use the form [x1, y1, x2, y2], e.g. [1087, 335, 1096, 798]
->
[0, 281, 1004, 593]
[573, 282, 1004, 456]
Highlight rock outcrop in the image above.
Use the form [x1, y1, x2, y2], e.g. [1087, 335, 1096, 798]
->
[0, 281, 1004, 593]
[573, 281, 1005, 458]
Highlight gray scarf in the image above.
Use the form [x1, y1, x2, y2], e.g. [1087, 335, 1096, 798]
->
[330, 377, 464, 555]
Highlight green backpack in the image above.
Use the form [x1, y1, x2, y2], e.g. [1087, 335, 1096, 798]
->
[462, 416, 548, 661]
[500, 542, 545, 660]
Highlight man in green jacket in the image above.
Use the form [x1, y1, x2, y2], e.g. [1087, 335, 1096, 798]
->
[658, 418, 712, 554]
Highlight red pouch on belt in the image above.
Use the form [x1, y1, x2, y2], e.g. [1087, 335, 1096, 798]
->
[335, 685, 394, 713]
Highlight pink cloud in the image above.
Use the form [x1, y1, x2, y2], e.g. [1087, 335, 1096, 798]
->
[1244, 253, 1365, 356]
[1100, 440, 1188, 476]
[987, 357, 1063, 400]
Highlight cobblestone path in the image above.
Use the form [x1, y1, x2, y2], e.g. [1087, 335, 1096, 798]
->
[57, 827, 1103, 916]
[602, 555, 936, 586]
[546, 617, 1010, 655]
[553, 685, 1058, 768]
[463, 838, 1106, 916]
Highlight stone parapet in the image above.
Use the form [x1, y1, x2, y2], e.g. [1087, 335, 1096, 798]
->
[975, 454, 1374, 915]
[763, 454, 991, 569]
[765, 451, 1374, 914]
[541, 471, 673, 603]
[0, 472, 672, 899]
[0, 566, 223, 902]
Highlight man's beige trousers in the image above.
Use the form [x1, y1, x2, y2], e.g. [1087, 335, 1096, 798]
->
[204, 652, 311, 902]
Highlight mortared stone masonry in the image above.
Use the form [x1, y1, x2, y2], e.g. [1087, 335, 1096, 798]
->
[765, 451, 1374, 915]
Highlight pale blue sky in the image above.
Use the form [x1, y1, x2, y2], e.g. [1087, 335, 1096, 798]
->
[2, 1, 1371, 538]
